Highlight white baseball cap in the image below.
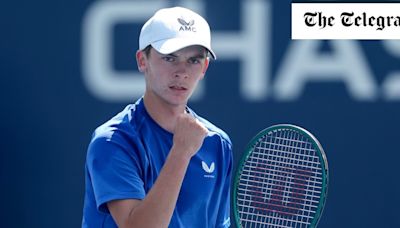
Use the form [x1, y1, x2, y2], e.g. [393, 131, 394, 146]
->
[139, 7, 216, 59]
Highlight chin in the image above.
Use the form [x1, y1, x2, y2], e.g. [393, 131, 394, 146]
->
[164, 96, 188, 107]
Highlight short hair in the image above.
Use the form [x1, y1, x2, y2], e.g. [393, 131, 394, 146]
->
[142, 45, 152, 57]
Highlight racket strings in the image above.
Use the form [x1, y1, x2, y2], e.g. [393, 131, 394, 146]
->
[237, 129, 324, 228]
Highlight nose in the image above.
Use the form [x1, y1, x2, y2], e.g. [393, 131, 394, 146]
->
[174, 62, 189, 78]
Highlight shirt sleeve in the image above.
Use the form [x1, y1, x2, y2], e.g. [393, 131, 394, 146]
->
[86, 135, 146, 213]
[217, 140, 233, 228]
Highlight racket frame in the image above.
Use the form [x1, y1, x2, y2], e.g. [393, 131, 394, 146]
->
[233, 124, 329, 228]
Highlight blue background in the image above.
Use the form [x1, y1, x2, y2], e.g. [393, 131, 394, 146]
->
[1, 0, 400, 227]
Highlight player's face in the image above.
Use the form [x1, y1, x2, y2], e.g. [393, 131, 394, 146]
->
[138, 46, 209, 107]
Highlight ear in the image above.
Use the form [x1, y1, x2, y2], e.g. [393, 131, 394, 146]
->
[136, 50, 147, 72]
[200, 57, 210, 80]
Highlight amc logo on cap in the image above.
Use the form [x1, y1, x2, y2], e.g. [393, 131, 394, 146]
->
[178, 18, 196, 32]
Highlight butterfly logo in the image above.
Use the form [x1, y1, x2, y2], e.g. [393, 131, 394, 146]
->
[177, 18, 196, 32]
[202, 161, 215, 173]
[178, 18, 195, 26]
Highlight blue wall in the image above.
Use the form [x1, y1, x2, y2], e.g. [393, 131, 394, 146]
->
[2, 0, 400, 227]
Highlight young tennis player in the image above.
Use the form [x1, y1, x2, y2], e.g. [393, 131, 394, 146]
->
[82, 6, 233, 228]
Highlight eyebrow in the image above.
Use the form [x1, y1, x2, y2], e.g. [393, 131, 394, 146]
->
[191, 54, 207, 59]
[165, 53, 207, 59]
[166, 53, 178, 57]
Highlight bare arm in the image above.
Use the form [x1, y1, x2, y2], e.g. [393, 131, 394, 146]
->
[108, 114, 208, 228]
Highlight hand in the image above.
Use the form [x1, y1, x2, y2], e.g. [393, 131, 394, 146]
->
[172, 113, 208, 159]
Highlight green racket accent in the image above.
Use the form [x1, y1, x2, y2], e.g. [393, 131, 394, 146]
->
[233, 124, 328, 228]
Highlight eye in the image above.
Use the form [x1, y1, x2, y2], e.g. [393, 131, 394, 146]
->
[188, 57, 201, 64]
[162, 56, 176, 62]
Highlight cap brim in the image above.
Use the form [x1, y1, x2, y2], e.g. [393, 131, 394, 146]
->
[151, 38, 216, 60]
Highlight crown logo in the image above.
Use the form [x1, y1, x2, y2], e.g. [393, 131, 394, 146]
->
[177, 18, 196, 32]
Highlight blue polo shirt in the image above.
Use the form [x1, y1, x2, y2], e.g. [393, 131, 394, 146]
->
[82, 98, 232, 227]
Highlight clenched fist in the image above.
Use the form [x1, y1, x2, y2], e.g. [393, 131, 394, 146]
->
[172, 113, 208, 159]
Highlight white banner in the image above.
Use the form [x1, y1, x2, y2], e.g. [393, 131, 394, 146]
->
[292, 3, 400, 40]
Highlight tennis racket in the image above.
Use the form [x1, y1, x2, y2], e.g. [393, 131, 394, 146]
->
[233, 124, 328, 228]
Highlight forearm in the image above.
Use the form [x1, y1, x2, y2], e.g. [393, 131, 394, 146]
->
[110, 113, 208, 228]
[124, 146, 191, 228]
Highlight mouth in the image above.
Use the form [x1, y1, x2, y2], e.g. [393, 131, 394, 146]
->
[169, 85, 188, 92]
